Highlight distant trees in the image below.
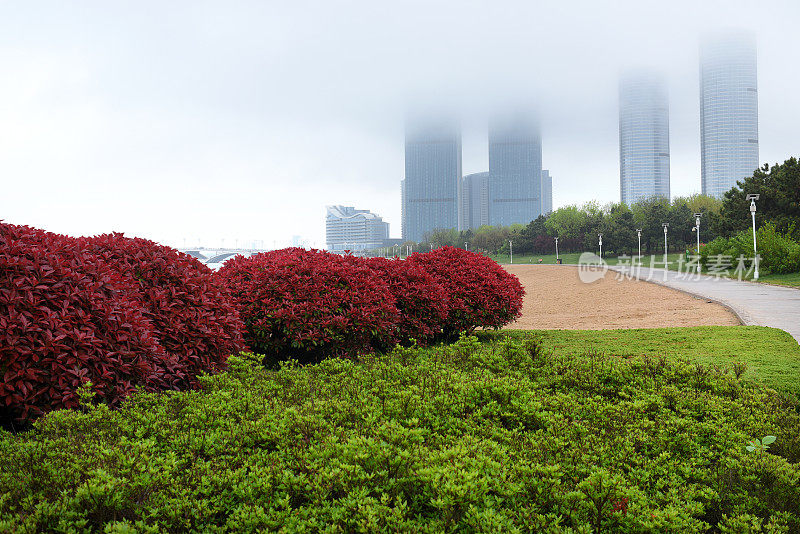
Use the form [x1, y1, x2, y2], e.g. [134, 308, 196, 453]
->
[408, 195, 724, 257]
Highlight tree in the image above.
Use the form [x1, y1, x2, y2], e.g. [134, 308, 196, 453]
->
[717, 158, 800, 240]
[601, 203, 637, 255]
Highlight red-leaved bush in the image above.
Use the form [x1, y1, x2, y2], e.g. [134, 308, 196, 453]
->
[0, 224, 179, 424]
[407, 246, 524, 340]
[78, 234, 244, 387]
[217, 248, 400, 363]
[364, 257, 448, 345]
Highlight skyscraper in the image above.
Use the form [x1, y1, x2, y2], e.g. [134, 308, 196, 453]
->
[541, 169, 553, 215]
[700, 32, 759, 198]
[402, 120, 462, 242]
[461, 171, 489, 230]
[619, 72, 671, 204]
[488, 116, 542, 226]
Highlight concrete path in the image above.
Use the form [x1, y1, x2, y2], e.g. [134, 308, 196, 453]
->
[609, 265, 800, 344]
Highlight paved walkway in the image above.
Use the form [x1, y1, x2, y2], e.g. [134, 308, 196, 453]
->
[609, 266, 800, 344]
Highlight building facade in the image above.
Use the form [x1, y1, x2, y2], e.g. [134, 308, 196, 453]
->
[325, 205, 389, 252]
[619, 72, 671, 204]
[488, 117, 542, 226]
[461, 171, 489, 230]
[541, 169, 553, 215]
[402, 120, 462, 242]
[700, 32, 759, 198]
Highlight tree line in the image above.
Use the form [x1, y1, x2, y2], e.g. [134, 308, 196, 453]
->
[405, 156, 800, 258]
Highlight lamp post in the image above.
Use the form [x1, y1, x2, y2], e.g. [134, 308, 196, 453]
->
[662, 223, 669, 263]
[509, 240, 513, 264]
[636, 229, 642, 261]
[598, 233, 603, 258]
[747, 194, 760, 280]
[693, 213, 702, 254]
[554, 237, 559, 261]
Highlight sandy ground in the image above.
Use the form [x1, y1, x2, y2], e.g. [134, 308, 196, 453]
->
[504, 265, 739, 330]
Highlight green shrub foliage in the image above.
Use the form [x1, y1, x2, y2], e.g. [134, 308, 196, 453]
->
[701, 223, 800, 275]
[1, 336, 798, 532]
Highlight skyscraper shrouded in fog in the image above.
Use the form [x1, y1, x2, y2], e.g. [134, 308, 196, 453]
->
[488, 116, 542, 226]
[541, 169, 553, 215]
[401, 120, 462, 242]
[700, 32, 759, 198]
[619, 72, 671, 204]
[461, 171, 489, 230]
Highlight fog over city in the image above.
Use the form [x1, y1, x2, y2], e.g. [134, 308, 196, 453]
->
[1, 0, 798, 248]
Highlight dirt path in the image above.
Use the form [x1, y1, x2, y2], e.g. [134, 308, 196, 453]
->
[504, 265, 739, 330]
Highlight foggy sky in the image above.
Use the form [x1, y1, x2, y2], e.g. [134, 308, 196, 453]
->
[1, 0, 798, 248]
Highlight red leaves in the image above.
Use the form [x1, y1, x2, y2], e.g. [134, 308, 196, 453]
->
[217, 246, 525, 363]
[217, 248, 400, 363]
[0, 223, 245, 425]
[407, 246, 524, 340]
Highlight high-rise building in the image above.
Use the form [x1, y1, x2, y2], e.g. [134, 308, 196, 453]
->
[541, 169, 553, 215]
[700, 32, 759, 198]
[461, 172, 489, 230]
[402, 120, 462, 242]
[325, 205, 389, 252]
[488, 116, 542, 226]
[619, 72, 671, 204]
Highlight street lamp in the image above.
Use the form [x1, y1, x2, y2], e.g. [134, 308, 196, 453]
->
[554, 237, 559, 261]
[693, 213, 702, 254]
[598, 233, 603, 258]
[636, 229, 642, 261]
[509, 240, 513, 264]
[662, 223, 669, 262]
[747, 194, 760, 280]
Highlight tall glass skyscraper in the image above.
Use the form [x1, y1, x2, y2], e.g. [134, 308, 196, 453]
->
[541, 169, 553, 216]
[619, 72, 671, 204]
[700, 32, 759, 198]
[461, 171, 489, 230]
[488, 117, 542, 226]
[402, 120, 462, 242]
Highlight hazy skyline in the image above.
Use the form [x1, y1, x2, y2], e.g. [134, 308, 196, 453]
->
[1, 1, 799, 248]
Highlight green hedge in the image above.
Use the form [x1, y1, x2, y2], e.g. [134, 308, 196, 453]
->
[701, 223, 800, 275]
[1, 336, 799, 532]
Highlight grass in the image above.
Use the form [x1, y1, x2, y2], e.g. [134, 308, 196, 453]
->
[3, 328, 800, 531]
[758, 271, 800, 288]
[490, 251, 689, 267]
[499, 325, 800, 398]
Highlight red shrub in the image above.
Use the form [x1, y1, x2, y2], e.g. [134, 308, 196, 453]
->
[78, 233, 245, 386]
[0, 223, 181, 424]
[364, 257, 448, 346]
[217, 248, 400, 363]
[407, 246, 524, 339]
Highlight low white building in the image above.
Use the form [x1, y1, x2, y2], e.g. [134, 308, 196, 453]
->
[325, 205, 389, 252]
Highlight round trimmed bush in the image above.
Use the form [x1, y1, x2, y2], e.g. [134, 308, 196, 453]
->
[407, 246, 524, 340]
[79, 233, 245, 387]
[365, 256, 448, 346]
[217, 248, 400, 363]
[0, 223, 179, 425]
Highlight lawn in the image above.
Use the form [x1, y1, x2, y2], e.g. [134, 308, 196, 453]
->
[758, 271, 800, 288]
[490, 251, 690, 267]
[502, 325, 800, 398]
[2, 326, 800, 532]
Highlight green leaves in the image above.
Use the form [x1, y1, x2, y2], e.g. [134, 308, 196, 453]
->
[746, 435, 777, 453]
[1, 337, 799, 532]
